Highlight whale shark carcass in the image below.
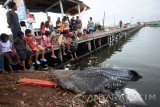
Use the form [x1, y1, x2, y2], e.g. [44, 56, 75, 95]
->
[52, 67, 142, 94]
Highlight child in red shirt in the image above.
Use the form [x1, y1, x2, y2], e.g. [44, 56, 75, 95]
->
[24, 29, 47, 64]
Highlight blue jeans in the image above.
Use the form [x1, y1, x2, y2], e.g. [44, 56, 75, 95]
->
[0, 51, 4, 72]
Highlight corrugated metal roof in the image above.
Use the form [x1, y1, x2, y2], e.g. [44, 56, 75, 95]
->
[0, 0, 90, 15]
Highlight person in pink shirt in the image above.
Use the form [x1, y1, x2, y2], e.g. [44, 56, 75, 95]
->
[41, 31, 57, 58]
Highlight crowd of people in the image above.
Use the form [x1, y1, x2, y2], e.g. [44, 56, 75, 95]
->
[0, 1, 96, 73]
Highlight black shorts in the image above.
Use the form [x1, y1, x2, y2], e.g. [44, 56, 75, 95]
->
[3, 51, 20, 65]
[70, 47, 77, 53]
[60, 31, 65, 35]
[17, 49, 32, 61]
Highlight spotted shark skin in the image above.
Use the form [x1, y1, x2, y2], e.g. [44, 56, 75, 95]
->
[53, 67, 142, 94]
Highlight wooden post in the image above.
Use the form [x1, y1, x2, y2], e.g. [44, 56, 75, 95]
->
[3, 0, 11, 9]
[58, 48, 63, 62]
[88, 41, 92, 51]
[111, 35, 113, 42]
[93, 39, 96, 49]
[78, 4, 81, 19]
[122, 33, 124, 39]
[108, 36, 110, 45]
[103, 11, 105, 32]
[118, 32, 121, 41]
[124, 32, 127, 38]
[110, 36, 112, 43]
[59, 0, 64, 17]
[98, 38, 102, 47]
[114, 34, 116, 43]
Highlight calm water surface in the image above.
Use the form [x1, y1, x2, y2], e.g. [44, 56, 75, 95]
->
[74, 27, 160, 107]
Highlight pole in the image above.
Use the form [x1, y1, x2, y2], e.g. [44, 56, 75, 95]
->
[114, 15, 115, 26]
[103, 11, 105, 31]
[130, 17, 134, 26]
[3, 0, 11, 8]
[78, 4, 81, 19]
[45, 10, 48, 17]
[26, 9, 34, 35]
[130, 18, 132, 25]
[80, 7, 86, 22]
[29, 23, 34, 35]
[59, 0, 64, 17]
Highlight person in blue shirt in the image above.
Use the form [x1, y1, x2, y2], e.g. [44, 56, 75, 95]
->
[88, 17, 95, 37]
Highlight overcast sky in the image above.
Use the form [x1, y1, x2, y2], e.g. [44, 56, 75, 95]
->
[0, 0, 160, 34]
[82, 0, 160, 25]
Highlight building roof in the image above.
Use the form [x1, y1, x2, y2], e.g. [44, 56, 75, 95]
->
[0, 0, 90, 15]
